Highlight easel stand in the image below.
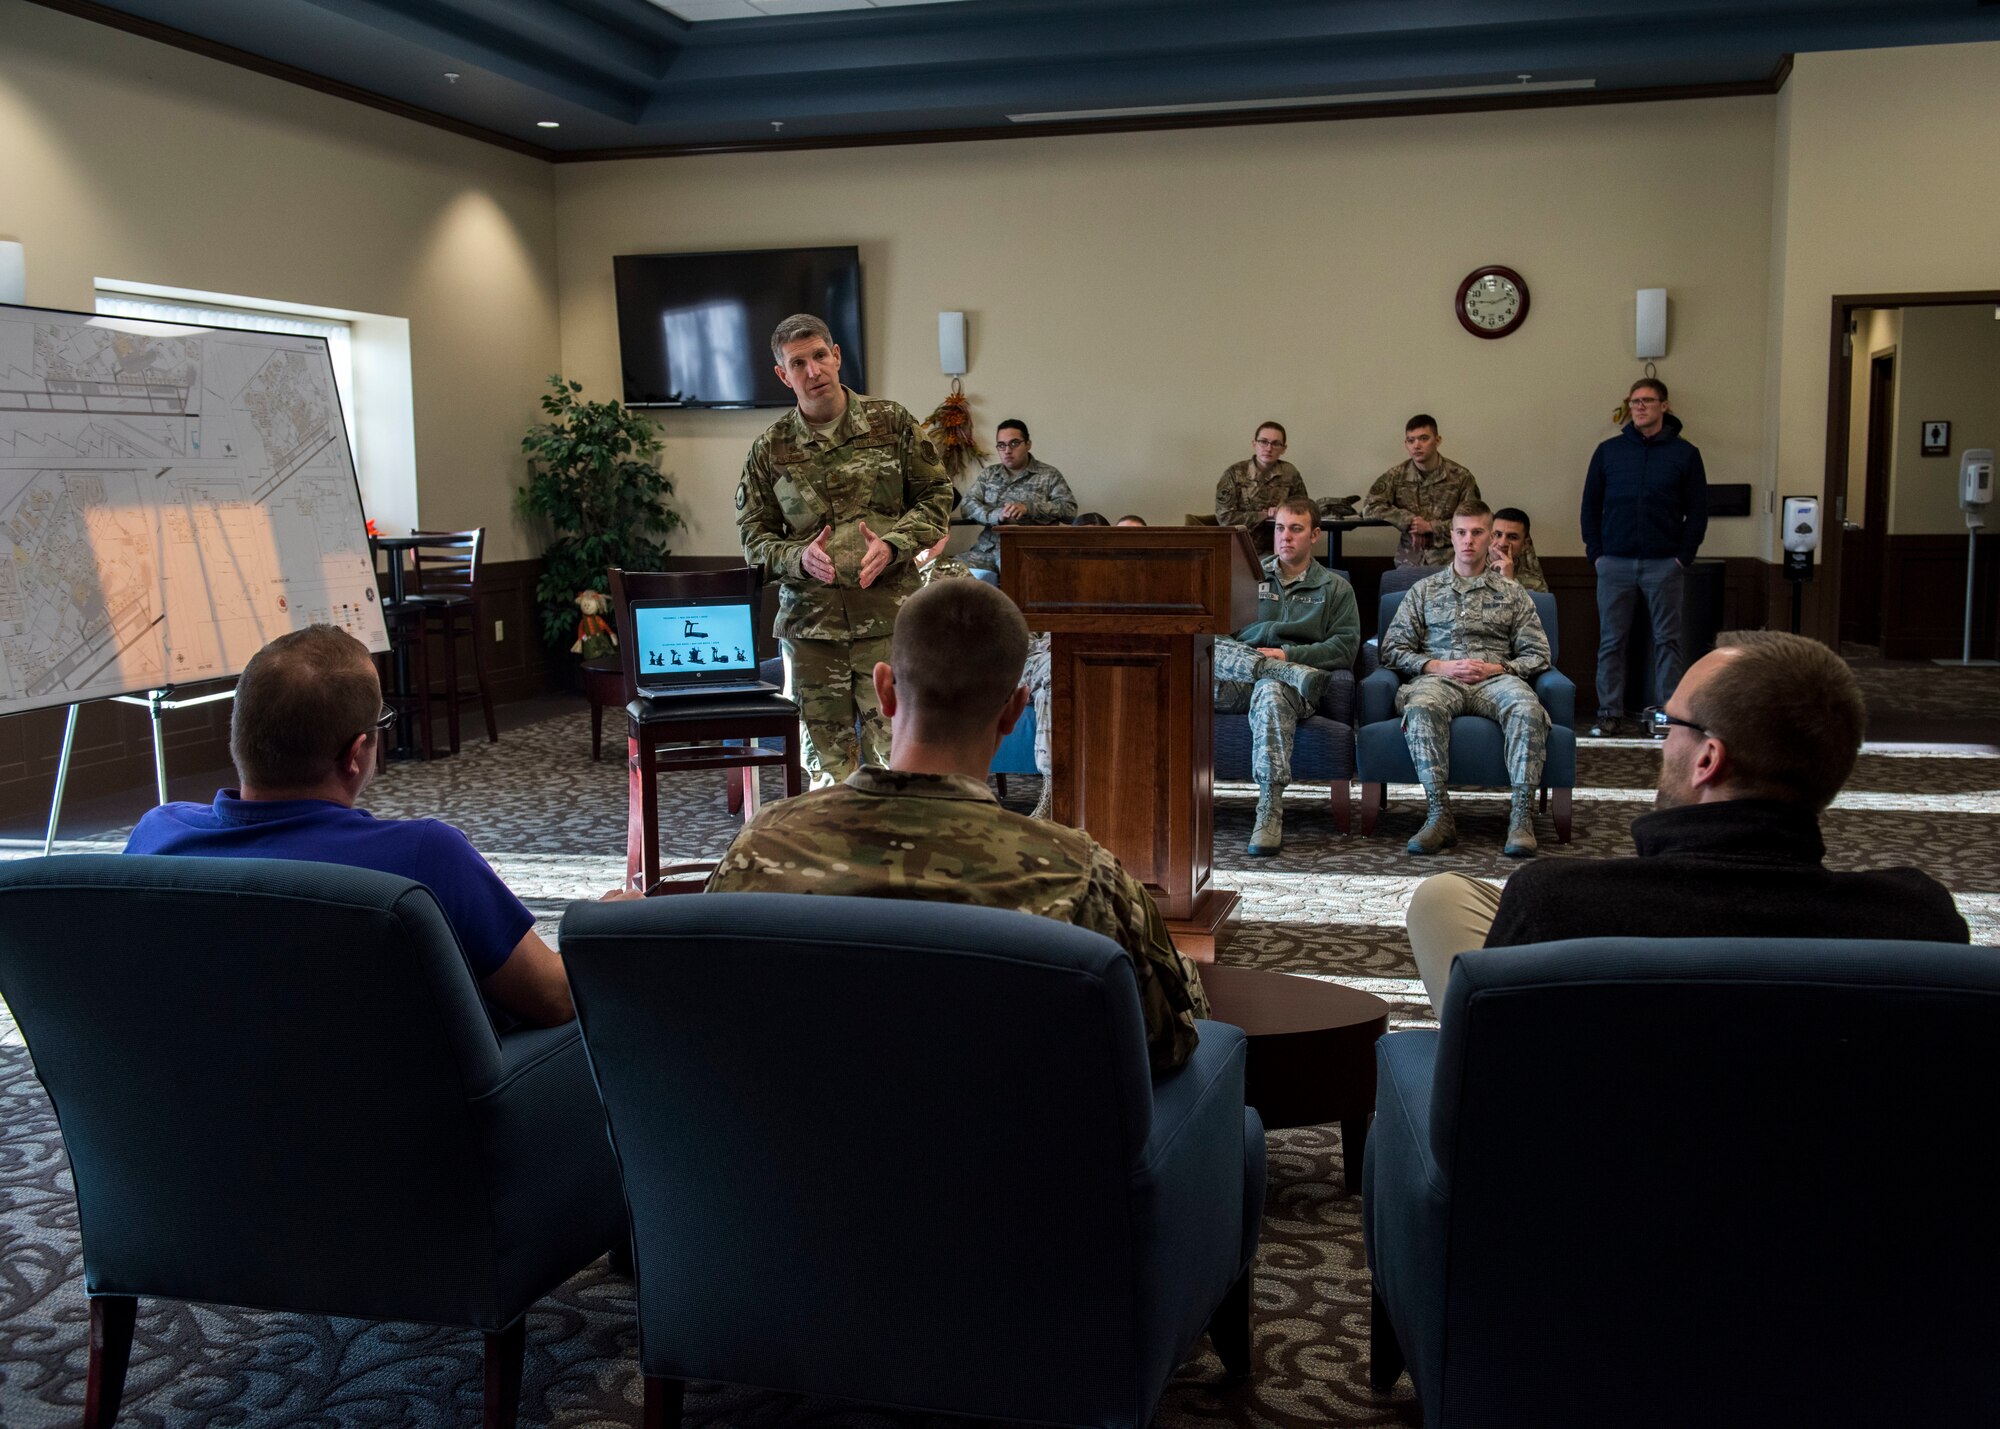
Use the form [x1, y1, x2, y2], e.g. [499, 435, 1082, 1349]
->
[43, 686, 237, 854]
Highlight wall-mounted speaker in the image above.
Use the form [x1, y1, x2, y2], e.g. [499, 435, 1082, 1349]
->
[938, 311, 967, 376]
[1636, 287, 1667, 360]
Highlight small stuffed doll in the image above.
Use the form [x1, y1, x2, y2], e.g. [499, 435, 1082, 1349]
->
[572, 589, 616, 659]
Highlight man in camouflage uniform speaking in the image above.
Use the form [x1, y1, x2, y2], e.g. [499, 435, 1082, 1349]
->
[1213, 497, 1359, 856]
[737, 314, 954, 788]
[1361, 414, 1481, 569]
[707, 577, 1210, 1074]
[1379, 500, 1552, 858]
[1214, 421, 1308, 535]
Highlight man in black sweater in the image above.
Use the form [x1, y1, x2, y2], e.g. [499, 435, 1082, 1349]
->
[1405, 630, 1969, 1007]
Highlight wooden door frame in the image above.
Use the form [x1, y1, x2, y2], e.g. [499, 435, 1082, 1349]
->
[1819, 291, 2000, 646]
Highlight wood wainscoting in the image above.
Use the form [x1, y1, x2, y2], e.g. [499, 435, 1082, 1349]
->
[1876, 533, 2000, 661]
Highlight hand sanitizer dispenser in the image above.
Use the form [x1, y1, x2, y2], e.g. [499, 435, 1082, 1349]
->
[1940, 450, 1995, 665]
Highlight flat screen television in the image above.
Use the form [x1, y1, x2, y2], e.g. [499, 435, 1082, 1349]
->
[614, 245, 865, 408]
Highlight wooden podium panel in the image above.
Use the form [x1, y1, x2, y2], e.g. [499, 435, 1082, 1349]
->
[1001, 526, 1259, 960]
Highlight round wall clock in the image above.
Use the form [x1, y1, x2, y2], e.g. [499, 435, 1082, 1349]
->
[1456, 266, 1529, 339]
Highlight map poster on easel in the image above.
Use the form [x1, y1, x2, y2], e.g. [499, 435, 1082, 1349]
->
[0, 303, 389, 718]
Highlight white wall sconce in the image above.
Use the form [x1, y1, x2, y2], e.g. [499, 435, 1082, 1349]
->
[1636, 287, 1667, 359]
[938, 311, 967, 376]
[0, 242, 24, 305]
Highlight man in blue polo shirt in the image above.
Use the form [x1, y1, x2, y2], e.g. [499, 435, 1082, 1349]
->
[126, 624, 625, 1026]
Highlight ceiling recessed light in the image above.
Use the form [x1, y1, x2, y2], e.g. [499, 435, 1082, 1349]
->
[537, 121, 561, 128]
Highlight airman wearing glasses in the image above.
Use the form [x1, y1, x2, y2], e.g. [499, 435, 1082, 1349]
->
[1215, 422, 1308, 531]
[957, 419, 1077, 584]
[1401, 631, 1968, 1010]
[1581, 377, 1709, 736]
[1362, 414, 1481, 568]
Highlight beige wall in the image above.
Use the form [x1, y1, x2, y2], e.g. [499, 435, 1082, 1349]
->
[555, 99, 1777, 559]
[1889, 305, 2000, 534]
[1767, 41, 2000, 558]
[0, 0, 561, 562]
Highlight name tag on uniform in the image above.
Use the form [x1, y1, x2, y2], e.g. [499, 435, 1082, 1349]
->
[1258, 581, 1274, 599]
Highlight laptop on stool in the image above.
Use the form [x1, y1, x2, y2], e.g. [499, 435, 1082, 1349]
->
[629, 594, 780, 701]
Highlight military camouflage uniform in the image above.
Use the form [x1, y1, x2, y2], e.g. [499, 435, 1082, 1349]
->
[1214, 459, 1307, 529]
[737, 387, 953, 788]
[1213, 556, 1359, 784]
[1379, 568, 1551, 789]
[1362, 458, 1481, 567]
[1492, 538, 1548, 592]
[706, 768, 1209, 1073]
[916, 557, 1054, 779]
[959, 458, 1076, 573]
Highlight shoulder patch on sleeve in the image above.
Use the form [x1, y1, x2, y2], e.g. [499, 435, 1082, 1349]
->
[734, 480, 748, 511]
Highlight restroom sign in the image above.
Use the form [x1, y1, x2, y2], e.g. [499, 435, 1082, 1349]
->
[1922, 420, 1951, 457]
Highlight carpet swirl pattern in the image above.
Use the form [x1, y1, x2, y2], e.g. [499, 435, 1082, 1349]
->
[2, 691, 1994, 1427]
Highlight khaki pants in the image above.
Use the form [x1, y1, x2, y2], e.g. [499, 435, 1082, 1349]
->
[1406, 872, 1505, 1008]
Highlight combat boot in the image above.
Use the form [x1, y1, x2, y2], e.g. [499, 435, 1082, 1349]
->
[1269, 661, 1330, 708]
[1248, 783, 1285, 856]
[1028, 779, 1053, 821]
[1503, 786, 1539, 858]
[1406, 785, 1457, 855]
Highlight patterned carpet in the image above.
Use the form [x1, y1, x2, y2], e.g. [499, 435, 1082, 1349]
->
[2, 686, 1997, 1428]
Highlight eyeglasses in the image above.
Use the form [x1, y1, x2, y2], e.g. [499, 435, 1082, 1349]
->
[372, 705, 397, 733]
[1255, 438, 1287, 448]
[1650, 708, 1709, 738]
[994, 438, 1026, 450]
[1626, 396, 1662, 407]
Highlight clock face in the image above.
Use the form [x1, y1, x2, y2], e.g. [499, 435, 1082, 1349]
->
[1455, 266, 1530, 339]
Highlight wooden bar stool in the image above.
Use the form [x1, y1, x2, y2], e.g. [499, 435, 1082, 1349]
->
[406, 529, 498, 754]
[609, 566, 803, 893]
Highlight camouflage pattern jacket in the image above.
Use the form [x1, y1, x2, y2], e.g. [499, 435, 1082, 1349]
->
[1214, 459, 1307, 528]
[1361, 458, 1481, 567]
[1379, 567, 1552, 682]
[958, 458, 1077, 571]
[706, 768, 1210, 1074]
[736, 387, 954, 642]
[1235, 555, 1361, 672]
[1492, 539, 1548, 592]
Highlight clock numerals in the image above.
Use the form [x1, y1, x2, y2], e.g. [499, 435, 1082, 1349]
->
[1458, 267, 1529, 339]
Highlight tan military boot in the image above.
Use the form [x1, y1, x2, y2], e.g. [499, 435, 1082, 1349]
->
[1406, 786, 1457, 855]
[1248, 783, 1285, 856]
[1269, 661, 1330, 707]
[1503, 786, 1539, 858]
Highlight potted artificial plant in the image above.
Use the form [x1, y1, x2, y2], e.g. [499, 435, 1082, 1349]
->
[517, 376, 682, 663]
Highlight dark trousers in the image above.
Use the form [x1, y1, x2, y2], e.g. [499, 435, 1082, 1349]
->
[1594, 556, 1684, 717]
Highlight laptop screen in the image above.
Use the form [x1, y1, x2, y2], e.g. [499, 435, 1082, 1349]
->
[631, 599, 760, 689]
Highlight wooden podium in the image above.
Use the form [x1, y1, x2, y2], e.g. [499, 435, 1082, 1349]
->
[999, 525, 1262, 961]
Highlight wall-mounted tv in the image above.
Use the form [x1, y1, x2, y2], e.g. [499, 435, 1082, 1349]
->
[614, 245, 865, 409]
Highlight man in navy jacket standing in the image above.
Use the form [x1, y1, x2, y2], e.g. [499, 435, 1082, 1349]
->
[1581, 377, 1708, 734]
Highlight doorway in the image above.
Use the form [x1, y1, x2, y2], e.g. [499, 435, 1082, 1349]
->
[1821, 291, 2000, 659]
[1838, 350, 1893, 649]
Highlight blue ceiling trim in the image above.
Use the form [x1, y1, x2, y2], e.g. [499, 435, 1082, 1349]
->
[22, 0, 2000, 154]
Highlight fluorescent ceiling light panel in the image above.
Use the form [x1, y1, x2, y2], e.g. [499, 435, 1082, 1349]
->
[649, 0, 974, 18]
[1009, 78, 1597, 123]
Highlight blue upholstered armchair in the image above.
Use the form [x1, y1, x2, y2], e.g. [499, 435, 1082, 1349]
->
[1365, 938, 2000, 1428]
[1354, 588, 1577, 841]
[560, 893, 1267, 1429]
[0, 855, 627, 1429]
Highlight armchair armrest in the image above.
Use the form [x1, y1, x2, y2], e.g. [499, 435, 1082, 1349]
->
[1134, 1020, 1264, 1276]
[1358, 638, 1381, 680]
[1359, 666, 1402, 726]
[1362, 1030, 1450, 1409]
[1316, 668, 1356, 725]
[1533, 668, 1576, 731]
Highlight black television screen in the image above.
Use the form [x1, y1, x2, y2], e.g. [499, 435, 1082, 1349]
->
[614, 246, 865, 408]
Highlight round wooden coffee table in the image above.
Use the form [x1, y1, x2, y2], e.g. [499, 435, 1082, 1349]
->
[1200, 963, 1391, 1193]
